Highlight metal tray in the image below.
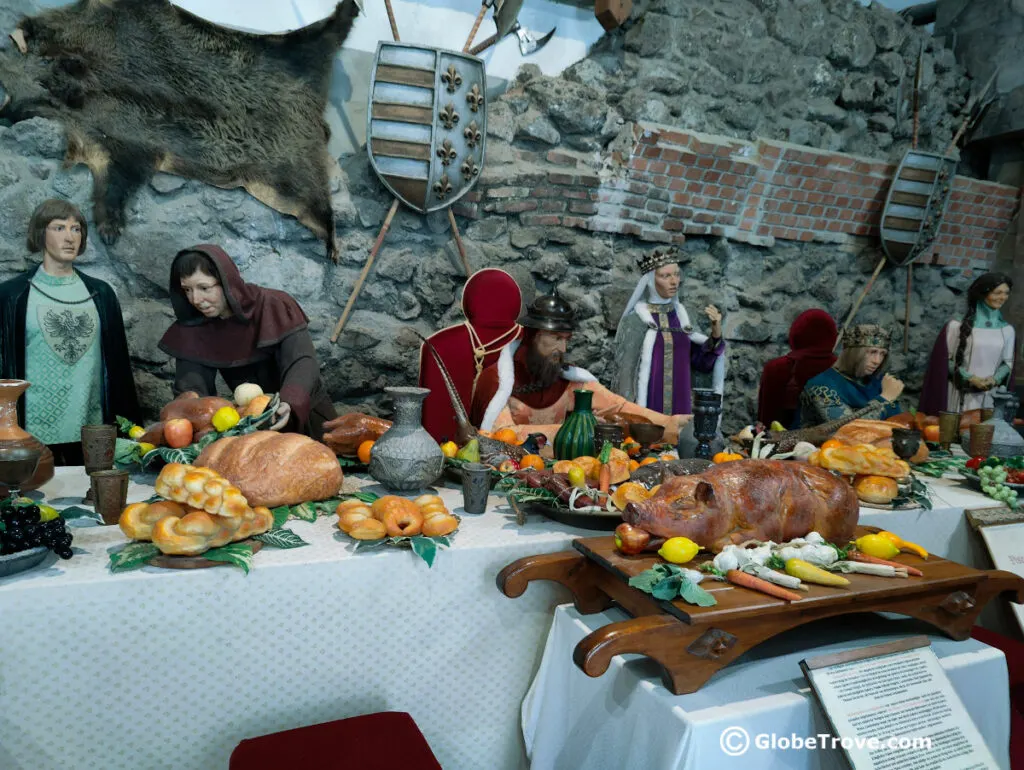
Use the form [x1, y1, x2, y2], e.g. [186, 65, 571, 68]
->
[0, 546, 48, 579]
[522, 501, 623, 531]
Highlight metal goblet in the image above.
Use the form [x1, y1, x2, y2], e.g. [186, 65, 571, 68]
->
[890, 428, 922, 463]
[0, 446, 43, 502]
[692, 389, 723, 461]
[627, 423, 664, 459]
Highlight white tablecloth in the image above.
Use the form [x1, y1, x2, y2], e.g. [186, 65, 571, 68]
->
[523, 605, 1010, 770]
[857, 475, 999, 569]
[0, 468, 584, 770]
[0, 467, 1005, 769]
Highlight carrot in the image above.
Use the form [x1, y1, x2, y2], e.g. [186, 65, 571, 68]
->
[726, 569, 803, 602]
[598, 463, 611, 494]
[848, 551, 923, 577]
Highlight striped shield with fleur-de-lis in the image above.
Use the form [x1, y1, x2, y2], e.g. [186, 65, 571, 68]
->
[879, 150, 958, 266]
[366, 42, 487, 214]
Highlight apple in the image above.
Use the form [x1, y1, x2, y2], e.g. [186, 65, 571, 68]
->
[164, 418, 194, 449]
[614, 522, 650, 555]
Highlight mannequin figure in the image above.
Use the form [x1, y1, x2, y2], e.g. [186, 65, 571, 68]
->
[613, 247, 725, 415]
[920, 272, 1015, 414]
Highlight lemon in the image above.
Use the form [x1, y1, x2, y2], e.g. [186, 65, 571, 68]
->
[567, 466, 586, 489]
[770, 421, 785, 432]
[138, 442, 156, 455]
[128, 425, 146, 440]
[658, 536, 700, 564]
[37, 503, 60, 522]
[439, 441, 458, 459]
[854, 534, 900, 559]
[211, 406, 241, 432]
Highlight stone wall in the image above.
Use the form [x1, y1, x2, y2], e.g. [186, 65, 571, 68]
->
[0, 0, 1018, 434]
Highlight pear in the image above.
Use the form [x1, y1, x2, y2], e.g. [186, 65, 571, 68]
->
[456, 439, 481, 463]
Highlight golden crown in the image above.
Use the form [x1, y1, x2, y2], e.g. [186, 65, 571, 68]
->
[842, 324, 891, 349]
[636, 247, 680, 275]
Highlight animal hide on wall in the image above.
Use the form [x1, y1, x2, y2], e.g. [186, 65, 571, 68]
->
[0, 0, 360, 262]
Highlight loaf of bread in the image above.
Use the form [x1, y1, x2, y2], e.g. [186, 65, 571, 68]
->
[194, 431, 343, 507]
[832, 419, 929, 464]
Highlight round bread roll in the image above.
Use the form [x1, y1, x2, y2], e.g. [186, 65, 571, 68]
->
[336, 499, 371, 515]
[349, 517, 387, 540]
[422, 514, 459, 537]
[338, 506, 374, 533]
[854, 475, 899, 504]
[414, 494, 444, 508]
[382, 506, 423, 537]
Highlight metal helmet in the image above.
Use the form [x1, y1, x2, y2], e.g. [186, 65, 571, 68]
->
[519, 292, 576, 333]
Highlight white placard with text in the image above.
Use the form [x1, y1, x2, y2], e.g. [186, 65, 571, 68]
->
[801, 637, 999, 770]
[977, 521, 1024, 635]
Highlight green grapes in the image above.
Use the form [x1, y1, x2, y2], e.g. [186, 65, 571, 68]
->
[979, 465, 1019, 508]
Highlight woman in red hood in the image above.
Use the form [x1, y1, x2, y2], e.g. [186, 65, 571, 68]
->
[757, 309, 838, 429]
[158, 245, 336, 439]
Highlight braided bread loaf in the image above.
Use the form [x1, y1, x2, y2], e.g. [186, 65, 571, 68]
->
[194, 431, 343, 508]
[154, 463, 251, 518]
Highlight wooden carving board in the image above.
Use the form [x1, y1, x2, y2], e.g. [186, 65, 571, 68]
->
[497, 525, 1024, 694]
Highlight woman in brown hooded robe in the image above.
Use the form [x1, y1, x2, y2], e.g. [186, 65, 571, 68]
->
[158, 245, 336, 439]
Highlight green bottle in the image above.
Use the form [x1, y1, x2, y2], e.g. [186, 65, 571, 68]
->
[553, 389, 598, 460]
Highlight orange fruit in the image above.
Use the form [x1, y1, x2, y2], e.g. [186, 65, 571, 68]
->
[611, 482, 653, 511]
[923, 424, 940, 442]
[628, 459, 640, 473]
[820, 439, 846, 451]
[357, 439, 375, 464]
[639, 457, 660, 466]
[520, 454, 545, 471]
[492, 427, 518, 444]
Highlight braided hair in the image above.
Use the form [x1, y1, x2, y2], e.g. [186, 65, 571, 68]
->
[952, 272, 1013, 392]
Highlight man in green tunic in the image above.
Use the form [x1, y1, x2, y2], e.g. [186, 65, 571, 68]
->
[0, 200, 139, 464]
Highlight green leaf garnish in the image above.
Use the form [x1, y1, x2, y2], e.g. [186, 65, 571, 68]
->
[290, 502, 317, 522]
[202, 542, 254, 574]
[253, 528, 308, 549]
[109, 542, 160, 573]
[678, 578, 717, 607]
[629, 563, 718, 606]
[270, 505, 291, 529]
[115, 415, 136, 435]
[598, 440, 613, 464]
[766, 554, 786, 571]
[410, 536, 439, 568]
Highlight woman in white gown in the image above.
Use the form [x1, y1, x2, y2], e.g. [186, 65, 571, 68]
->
[920, 272, 1015, 414]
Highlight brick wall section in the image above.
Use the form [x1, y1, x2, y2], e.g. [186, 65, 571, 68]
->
[458, 122, 1020, 271]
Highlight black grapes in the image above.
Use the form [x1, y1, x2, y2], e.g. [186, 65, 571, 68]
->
[0, 502, 74, 559]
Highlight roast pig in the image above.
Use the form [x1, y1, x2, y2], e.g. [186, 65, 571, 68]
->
[623, 460, 859, 552]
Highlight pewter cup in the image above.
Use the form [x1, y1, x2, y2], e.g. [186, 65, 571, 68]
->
[969, 423, 995, 458]
[938, 411, 961, 450]
[91, 468, 129, 525]
[461, 462, 491, 514]
[81, 424, 116, 473]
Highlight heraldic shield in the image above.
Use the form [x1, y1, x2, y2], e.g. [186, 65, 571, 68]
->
[879, 150, 958, 267]
[367, 42, 487, 214]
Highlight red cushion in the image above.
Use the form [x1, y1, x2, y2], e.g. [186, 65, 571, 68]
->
[229, 712, 441, 770]
[970, 626, 1024, 768]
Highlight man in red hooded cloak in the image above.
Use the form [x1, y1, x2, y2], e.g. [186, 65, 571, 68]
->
[418, 268, 523, 443]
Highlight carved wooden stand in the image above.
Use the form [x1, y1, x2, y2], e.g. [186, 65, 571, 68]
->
[497, 526, 1024, 695]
